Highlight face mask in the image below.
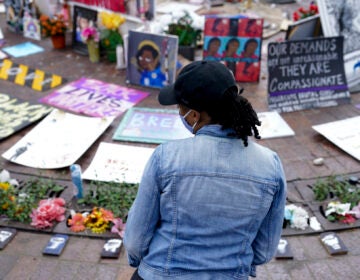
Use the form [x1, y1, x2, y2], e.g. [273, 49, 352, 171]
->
[180, 109, 198, 134]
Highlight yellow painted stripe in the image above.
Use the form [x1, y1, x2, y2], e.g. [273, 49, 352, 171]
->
[32, 69, 45, 91]
[0, 59, 13, 79]
[50, 75, 62, 88]
[14, 64, 29, 85]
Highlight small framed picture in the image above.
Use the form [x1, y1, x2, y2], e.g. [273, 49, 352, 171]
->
[72, 5, 98, 55]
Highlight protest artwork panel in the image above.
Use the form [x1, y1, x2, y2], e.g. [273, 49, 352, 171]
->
[39, 77, 149, 117]
[312, 116, 360, 161]
[317, 0, 360, 92]
[0, 93, 52, 140]
[267, 37, 350, 113]
[126, 30, 178, 89]
[2, 109, 114, 169]
[0, 59, 66, 91]
[82, 142, 155, 184]
[113, 107, 193, 144]
[203, 15, 263, 82]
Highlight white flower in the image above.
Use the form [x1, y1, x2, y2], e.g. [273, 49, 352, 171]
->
[325, 201, 351, 217]
[0, 169, 19, 186]
[285, 204, 309, 230]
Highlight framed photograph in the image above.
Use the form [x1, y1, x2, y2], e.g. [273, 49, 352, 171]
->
[126, 30, 178, 89]
[317, 0, 360, 91]
[203, 15, 264, 83]
[285, 14, 322, 41]
[72, 5, 98, 55]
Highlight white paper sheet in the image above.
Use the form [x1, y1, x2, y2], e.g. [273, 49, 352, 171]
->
[82, 142, 155, 184]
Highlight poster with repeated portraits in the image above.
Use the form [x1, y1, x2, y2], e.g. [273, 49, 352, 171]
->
[203, 15, 264, 82]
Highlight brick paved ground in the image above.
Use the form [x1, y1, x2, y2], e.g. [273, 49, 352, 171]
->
[1, 0, 360, 279]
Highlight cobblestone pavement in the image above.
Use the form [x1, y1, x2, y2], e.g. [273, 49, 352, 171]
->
[1, 0, 360, 279]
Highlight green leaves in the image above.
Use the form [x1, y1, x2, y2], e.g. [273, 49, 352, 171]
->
[77, 181, 138, 221]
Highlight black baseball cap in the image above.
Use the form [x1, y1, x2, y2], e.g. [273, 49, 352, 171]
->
[158, 60, 238, 111]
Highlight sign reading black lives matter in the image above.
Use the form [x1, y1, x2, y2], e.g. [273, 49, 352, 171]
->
[267, 37, 350, 113]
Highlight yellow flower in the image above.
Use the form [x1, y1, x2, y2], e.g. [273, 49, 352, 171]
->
[99, 11, 125, 30]
[0, 182, 10, 191]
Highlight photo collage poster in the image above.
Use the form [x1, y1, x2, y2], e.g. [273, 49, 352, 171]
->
[203, 15, 264, 82]
[317, 0, 360, 91]
[126, 30, 178, 89]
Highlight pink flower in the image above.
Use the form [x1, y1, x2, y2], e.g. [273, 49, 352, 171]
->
[111, 217, 126, 238]
[350, 202, 360, 219]
[81, 26, 99, 42]
[30, 198, 66, 229]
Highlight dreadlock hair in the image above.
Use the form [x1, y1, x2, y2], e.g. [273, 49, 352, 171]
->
[206, 87, 261, 147]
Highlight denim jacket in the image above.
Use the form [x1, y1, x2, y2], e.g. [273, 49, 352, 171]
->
[124, 125, 286, 280]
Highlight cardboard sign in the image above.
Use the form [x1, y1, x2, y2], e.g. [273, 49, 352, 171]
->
[2, 42, 43, 57]
[0, 59, 66, 91]
[203, 16, 263, 82]
[312, 116, 360, 161]
[2, 109, 114, 169]
[113, 107, 193, 144]
[268, 37, 350, 113]
[101, 239, 122, 258]
[0, 93, 52, 140]
[275, 238, 294, 259]
[39, 78, 149, 117]
[43, 234, 69, 256]
[0, 228, 17, 250]
[320, 232, 348, 255]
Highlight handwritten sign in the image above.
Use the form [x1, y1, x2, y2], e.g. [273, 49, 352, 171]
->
[113, 107, 193, 144]
[268, 37, 350, 113]
[2, 109, 114, 169]
[82, 142, 155, 184]
[0, 93, 52, 140]
[39, 78, 150, 117]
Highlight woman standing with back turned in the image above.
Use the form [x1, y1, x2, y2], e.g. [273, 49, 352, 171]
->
[124, 60, 287, 280]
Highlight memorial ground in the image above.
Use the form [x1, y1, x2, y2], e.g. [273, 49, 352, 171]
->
[1, 1, 360, 279]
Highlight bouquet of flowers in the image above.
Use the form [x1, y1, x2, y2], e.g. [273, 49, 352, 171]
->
[39, 14, 67, 37]
[68, 207, 126, 236]
[80, 26, 100, 43]
[98, 11, 126, 62]
[284, 204, 309, 230]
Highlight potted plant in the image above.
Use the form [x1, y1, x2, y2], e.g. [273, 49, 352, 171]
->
[165, 11, 202, 61]
[39, 14, 67, 49]
[81, 26, 100, 63]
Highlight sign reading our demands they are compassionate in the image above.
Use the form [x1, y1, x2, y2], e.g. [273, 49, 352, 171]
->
[267, 37, 350, 113]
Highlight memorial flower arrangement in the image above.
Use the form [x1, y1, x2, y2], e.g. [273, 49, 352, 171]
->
[30, 198, 66, 229]
[39, 14, 67, 37]
[68, 207, 126, 236]
[312, 175, 360, 224]
[98, 11, 126, 62]
[284, 204, 309, 230]
[292, 2, 319, 22]
[1, 169, 66, 225]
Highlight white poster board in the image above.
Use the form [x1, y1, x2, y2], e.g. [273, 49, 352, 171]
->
[82, 142, 155, 184]
[2, 109, 114, 169]
[257, 111, 295, 139]
[312, 116, 360, 161]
